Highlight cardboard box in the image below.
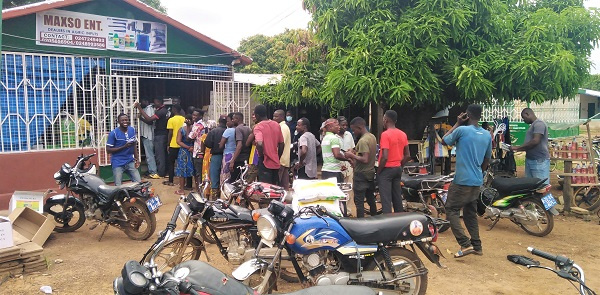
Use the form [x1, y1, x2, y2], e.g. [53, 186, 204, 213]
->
[9, 207, 54, 247]
[9, 191, 45, 214]
[0, 216, 13, 250]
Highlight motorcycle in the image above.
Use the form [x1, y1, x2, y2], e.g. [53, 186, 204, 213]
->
[234, 200, 444, 295]
[141, 185, 299, 282]
[141, 184, 257, 270]
[401, 173, 454, 218]
[44, 153, 160, 241]
[124, 194, 378, 295]
[222, 163, 287, 210]
[478, 159, 558, 237]
[508, 247, 596, 295]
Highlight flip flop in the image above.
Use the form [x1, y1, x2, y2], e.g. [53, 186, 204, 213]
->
[174, 190, 185, 195]
[454, 246, 475, 258]
[162, 181, 175, 186]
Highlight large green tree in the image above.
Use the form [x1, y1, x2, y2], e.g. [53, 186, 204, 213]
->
[3, 0, 167, 13]
[236, 29, 306, 74]
[257, 0, 600, 137]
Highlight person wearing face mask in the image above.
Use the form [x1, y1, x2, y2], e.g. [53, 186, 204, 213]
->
[286, 110, 297, 137]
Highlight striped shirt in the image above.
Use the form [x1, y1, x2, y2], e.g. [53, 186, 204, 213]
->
[322, 132, 342, 172]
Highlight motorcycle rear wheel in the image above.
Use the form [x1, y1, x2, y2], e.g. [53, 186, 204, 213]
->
[519, 199, 554, 237]
[368, 248, 427, 295]
[146, 236, 203, 272]
[572, 186, 600, 211]
[121, 200, 156, 240]
[43, 200, 85, 233]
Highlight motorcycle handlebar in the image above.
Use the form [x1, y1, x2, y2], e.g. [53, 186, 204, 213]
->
[317, 206, 339, 221]
[527, 247, 558, 263]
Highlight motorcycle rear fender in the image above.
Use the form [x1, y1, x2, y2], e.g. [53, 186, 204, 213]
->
[232, 258, 267, 281]
[45, 194, 84, 208]
[415, 242, 444, 268]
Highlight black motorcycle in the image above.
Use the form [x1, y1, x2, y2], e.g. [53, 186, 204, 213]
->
[44, 153, 160, 240]
[478, 160, 558, 237]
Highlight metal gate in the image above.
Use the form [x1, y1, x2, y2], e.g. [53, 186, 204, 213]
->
[210, 81, 253, 126]
[96, 75, 140, 166]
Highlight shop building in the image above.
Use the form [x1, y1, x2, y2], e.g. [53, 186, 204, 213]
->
[0, 0, 253, 209]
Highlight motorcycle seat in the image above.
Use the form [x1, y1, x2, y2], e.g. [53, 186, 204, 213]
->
[402, 174, 445, 190]
[283, 285, 378, 295]
[339, 212, 431, 245]
[97, 182, 139, 197]
[491, 177, 546, 195]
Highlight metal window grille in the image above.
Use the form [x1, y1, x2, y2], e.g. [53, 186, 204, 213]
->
[483, 98, 580, 124]
[110, 58, 233, 81]
[0, 52, 105, 153]
[96, 75, 140, 166]
[210, 81, 253, 126]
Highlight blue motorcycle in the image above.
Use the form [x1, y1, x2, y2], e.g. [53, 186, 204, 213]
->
[233, 200, 445, 295]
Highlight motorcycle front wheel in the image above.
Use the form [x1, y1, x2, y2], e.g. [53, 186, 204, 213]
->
[519, 199, 554, 237]
[121, 200, 156, 240]
[146, 236, 203, 271]
[43, 200, 85, 233]
[369, 248, 427, 295]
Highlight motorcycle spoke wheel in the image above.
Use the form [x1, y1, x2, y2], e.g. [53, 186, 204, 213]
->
[572, 186, 600, 211]
[121, 200, 156, 240]
[369, 248, 428, 295]
[199, 225, 217, 244]
[147, 236, 203, 272]
[44, 203, 85, 233]
[519, 199, 554, 237]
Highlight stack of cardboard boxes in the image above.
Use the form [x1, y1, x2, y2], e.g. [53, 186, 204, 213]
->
[0, 206, 54, 277]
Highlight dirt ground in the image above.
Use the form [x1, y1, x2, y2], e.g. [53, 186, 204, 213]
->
[1, 175, 599, 295]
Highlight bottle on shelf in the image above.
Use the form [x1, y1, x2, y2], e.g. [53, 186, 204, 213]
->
[572, 166, 578, 184]
[582, 163, 588, 184]
[562, 142, 568, 158]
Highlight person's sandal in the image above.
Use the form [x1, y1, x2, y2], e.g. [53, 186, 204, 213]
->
[474, 249, 483, 256]
[174, 190, 185, 195]
[162, 181, 175, 186]
[454, 246, 475, 258]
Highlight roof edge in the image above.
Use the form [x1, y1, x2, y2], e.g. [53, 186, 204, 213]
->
[2, 0, 252, 65]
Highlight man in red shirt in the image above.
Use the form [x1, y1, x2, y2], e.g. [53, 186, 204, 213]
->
[378, 110, 410, 213]
[253, 105, 284, 184]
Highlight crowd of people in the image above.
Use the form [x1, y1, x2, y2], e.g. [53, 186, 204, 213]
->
[107, 100, 550, 260]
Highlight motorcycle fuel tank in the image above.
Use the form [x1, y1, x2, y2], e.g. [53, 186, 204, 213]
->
[288, 216, 353, 255]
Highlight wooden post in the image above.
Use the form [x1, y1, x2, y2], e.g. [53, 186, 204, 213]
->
[586, 123, 597, 184]
[563, 160, 572, 212]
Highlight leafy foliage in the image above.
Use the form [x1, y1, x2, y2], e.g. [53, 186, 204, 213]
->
[581, 74, 600, 91]
[236, 29, 306, 74]
[256, 0, 600, 114]
[3, 0, 167, 13]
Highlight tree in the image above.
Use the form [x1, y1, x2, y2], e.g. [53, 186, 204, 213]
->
[582, 74, 600, 91]
[3, 0, 167, 13]
[256, 0, 600, 138]
[236, 29, 305, 74]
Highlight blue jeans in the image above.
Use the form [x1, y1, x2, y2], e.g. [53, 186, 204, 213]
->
[141, 136, 157, 175]
[525, 158, 550, 185]
[209, 154, 223, 189]
[113, 161, 141, 186]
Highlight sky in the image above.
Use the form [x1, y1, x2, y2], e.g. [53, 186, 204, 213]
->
[162, 0, 600, 73]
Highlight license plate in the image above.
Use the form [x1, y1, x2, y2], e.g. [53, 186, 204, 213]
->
[146, 196, 162, 213]
[541, 194, 557, 210]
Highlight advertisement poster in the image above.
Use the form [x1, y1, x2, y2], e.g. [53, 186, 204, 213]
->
[36, 9, 167, 53]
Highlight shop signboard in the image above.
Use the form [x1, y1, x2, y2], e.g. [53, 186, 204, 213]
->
[36, 9, 167, 53]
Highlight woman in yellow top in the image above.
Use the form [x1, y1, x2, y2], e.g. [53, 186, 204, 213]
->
[164, 105, 185, 186]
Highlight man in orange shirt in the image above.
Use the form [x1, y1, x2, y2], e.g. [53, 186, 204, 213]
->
[378, 110, 410, 213]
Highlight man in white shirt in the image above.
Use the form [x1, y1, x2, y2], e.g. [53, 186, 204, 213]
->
[136, 99, 159, 179]
[338, 116, 355, 184]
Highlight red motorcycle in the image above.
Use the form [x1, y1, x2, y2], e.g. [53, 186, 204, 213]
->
[221, 163, 288, 210]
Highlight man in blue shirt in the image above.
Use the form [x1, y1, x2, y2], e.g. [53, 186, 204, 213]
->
[442, 104, 491, 258]
[106, 113, 141, 186]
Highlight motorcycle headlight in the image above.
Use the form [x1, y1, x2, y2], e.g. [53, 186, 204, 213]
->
[257, 215, 278, 242]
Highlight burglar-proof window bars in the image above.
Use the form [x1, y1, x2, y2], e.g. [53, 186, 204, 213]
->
[110, 58, 233, 81]
[0, 52, 105, 153]
[482, 99, 580, 124]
